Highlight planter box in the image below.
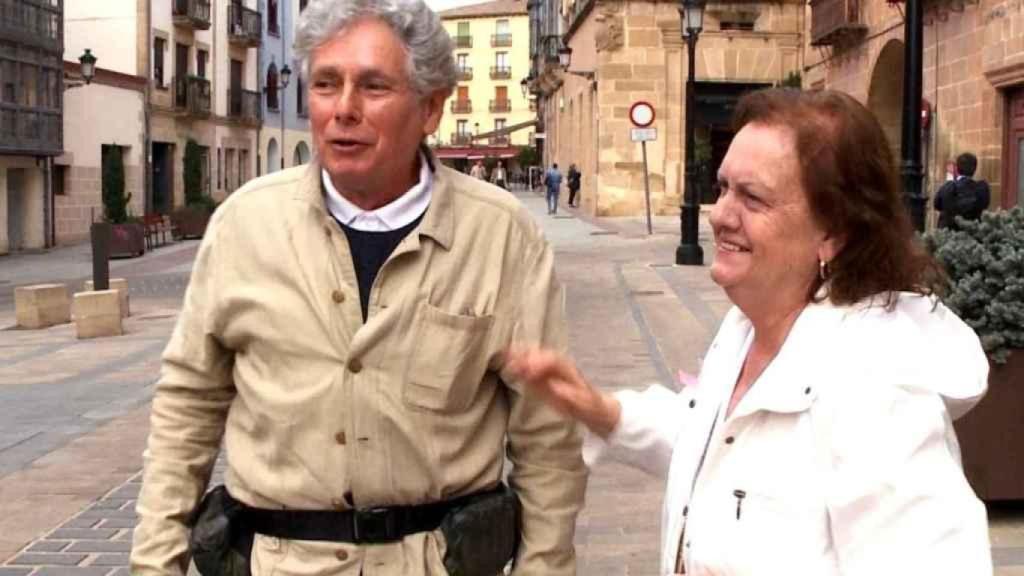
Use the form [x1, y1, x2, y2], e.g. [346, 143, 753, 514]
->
[171, 206, 211, 239]
[954, 350, 1024, 501]
[110, 223, 146, 258]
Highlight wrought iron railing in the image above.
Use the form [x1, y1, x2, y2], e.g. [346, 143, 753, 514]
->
[227, 3, 261, 46]
[172, 0, 211, 30]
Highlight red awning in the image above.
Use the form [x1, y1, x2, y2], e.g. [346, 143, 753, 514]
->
[432, 145, 520, 160]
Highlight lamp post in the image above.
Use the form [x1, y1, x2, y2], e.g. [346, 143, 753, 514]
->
[278, 64, 292, 170]
[900, 0, 926, 232]
[78, 49, 97, 84]
[676, 0, 705, 266]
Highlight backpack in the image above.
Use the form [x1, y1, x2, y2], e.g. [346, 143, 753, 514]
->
[949, 180, 979, 219]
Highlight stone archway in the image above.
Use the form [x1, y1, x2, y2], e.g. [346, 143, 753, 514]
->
[268, 138, 280, 174]
[293, 141, 311, 166]
[868, 39, 905, 160]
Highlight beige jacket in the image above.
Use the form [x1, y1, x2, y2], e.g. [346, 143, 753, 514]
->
[130, 159, 586, 576]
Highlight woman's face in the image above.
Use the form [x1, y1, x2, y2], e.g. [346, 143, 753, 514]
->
[709, 122, 837, 314]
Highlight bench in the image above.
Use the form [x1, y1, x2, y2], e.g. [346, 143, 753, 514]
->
[143, 214, 179, 250]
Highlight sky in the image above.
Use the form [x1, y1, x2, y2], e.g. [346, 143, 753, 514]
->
[425, 0, 491, 12]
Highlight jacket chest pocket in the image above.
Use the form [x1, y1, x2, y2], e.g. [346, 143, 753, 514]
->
[729, 488, 832, 570]
[404, 301, 494, 413]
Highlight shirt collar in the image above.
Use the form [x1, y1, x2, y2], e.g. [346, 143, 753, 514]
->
[321, 152, 432, 232]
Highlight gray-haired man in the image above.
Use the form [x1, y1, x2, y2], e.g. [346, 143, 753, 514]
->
[129, 0, 585, 574]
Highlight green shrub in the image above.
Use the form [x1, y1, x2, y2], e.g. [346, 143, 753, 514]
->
[102, 145, 131, 224]
[925, 206, 1024, 363]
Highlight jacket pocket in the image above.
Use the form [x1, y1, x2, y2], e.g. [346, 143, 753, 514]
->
[404, 301, 494, 412]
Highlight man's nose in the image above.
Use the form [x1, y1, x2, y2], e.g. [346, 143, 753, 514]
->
[333, 85, 361, 123]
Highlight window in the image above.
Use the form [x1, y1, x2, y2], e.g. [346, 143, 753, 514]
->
[495, 52, 508, 68]
[268, 0, 279, 36]
[457, 21, 470, 36]
[0, 55, 15, 103]
[197, 49, 208, 78]
[457, 86, 469, 101]
[495, 119, 506, 131]
[457, 120, 468, 135]
[53, 165, 66, 196]
[496, 19, 510, 35]
[199, 146, 211, 193]
[457, 53, 468, 69]
[266, 63, 279, 111]
[217, 147, 222, 190]
[296, 74, 306, 116]
[154, 37, 166, 88]
[719, 21, 754, 31]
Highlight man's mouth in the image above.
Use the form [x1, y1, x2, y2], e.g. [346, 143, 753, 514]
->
[329, 138, 368, 151]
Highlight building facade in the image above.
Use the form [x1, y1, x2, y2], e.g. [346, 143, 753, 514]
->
[258, 0, 312, 176]
[531, 0, 804, 217]
[805, 0, 1023, 220]
[0, 0, 65, 254]
[434, 0, 535, 171]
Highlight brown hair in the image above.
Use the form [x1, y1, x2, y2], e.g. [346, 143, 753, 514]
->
[731, 88, 946, 307]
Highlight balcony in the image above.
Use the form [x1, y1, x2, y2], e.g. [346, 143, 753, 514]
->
[489, 99, 511, 113]
[228, 3, 261, 47]
[450, 99, 472, 114]
[810, 0, 867, 46]
[450, 132, 473, 146]
[227, 88, 261, 125]
[0, 103, 61, 155]
[172, 0, 211, 30]
[174, 75, 212, 118]
[491, 33, 512, 47]
[453, 35, 472, 48]
[489, 135, 510, 146]
[0, 0, 62, 52]
[490, 66, 512, 80]
[457, 66, 473, 81]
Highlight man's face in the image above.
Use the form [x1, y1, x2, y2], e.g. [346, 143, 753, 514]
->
[308, 18, 446, 198]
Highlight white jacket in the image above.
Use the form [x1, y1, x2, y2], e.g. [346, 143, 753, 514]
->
[587, 294, 993, 575]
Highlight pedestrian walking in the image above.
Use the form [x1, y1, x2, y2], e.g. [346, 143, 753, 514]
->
[130, 1, 585, 575]
[544, 162, 563, 215]
[491, 161, 508, 190]
[567, 163, 581, 207]
[507, 88, 991, 575]
[934, 152, 991, 230]
[469, 159, 486, 180]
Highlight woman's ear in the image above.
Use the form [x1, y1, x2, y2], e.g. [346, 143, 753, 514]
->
[818, 233, 844, 265]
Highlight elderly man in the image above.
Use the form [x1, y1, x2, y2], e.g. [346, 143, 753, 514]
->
[129, 0, 586, 575]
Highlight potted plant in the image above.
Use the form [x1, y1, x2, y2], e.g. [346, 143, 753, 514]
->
[102, 145, 145, 258]
[171, 139, 216, 238]
[925, 206, 1024, 501]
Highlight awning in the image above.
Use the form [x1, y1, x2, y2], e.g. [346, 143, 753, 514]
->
[432, 145, 521, 160]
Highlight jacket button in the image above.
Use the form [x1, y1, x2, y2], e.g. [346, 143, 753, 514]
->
[335, 431, 346, 445]
[335, 549, 349, 561]
[348, 359, 362, 373]
[332, 290, 345, 303]
[689, 399, 696, 408]
[331, 498, 346, 510]
[682, 505, 689, 517]
[725, 436, 735, 445]
[804, 386, 812, 394]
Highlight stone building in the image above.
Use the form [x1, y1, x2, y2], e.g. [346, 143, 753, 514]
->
[805, 0, 1023, 217]
[259, 0, 313, 176]
[531, 0, 804, 217]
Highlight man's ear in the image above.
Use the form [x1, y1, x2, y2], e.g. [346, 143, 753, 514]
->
[421, 89, 450, 137]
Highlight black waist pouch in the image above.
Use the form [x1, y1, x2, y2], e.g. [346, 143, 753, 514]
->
[440, 484, 522, 576]
[189, 486, 253, 576]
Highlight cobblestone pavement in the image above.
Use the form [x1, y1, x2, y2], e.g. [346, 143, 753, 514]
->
[1, 187, 1022, 575]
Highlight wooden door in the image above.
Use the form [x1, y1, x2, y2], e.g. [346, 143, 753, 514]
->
[1003, 87, 1024, 208]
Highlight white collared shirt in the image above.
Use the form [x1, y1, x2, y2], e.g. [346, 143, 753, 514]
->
[321, 153, 432, 232]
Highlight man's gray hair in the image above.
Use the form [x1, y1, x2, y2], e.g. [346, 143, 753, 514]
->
[294, 0, 457, 97]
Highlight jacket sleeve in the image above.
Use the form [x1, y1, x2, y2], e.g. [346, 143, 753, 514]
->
[130, 211, 236, 576]
[977, 181, 991, 212]
[933, 181, 952, 210]
[501, 236, 587, 576]
[815, 382, 992, 575]
[583, 385, 685, 478]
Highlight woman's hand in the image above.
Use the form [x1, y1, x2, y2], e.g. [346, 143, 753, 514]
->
[504, 347, 622, 438]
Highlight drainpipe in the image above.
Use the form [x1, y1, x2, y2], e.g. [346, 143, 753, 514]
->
[256, 0, 263, 176]
[144, 0, 153, 215]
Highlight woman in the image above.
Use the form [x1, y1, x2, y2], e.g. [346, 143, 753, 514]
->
[505, 89, 992, 575]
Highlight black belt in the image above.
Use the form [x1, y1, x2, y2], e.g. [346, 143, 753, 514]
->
[230, 486, 501, 544]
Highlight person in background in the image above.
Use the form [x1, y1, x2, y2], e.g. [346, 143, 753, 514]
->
[130, 0, 586, 574]
[566, 163, 581, 208]
[934, 152, 991, 230]
[507, 88, 992, 575]
[544, 162, 563, 215]
[491, 161, 508, 190]
[469, 159, 486, 180]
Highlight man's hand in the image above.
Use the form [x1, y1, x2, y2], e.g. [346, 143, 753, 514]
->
[503, 347, 621, 438]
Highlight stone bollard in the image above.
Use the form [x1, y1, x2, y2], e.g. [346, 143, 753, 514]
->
[14, 284, 71, 329]
[72, 290, 123, 339]
[85, 278, 129, 318]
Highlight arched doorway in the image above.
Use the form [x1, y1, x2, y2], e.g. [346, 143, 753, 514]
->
[868, 40, 905, 160]
[293, 141, 311, 166]
[268, 138, 280, 174]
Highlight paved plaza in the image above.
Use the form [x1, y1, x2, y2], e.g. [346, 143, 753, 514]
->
[1, 187, 1022, 575]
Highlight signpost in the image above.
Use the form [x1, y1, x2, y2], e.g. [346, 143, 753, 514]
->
[629, 101, 656, 235]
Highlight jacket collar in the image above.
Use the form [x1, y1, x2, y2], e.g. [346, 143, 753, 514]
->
[296, 146, 453, 250]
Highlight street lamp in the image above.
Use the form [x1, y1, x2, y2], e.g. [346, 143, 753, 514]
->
[675, 0, 705, 266]
[79, 49, 97, 84]
[900, 0, 926, 231]
[521, 75, 531, 98]
[556, 44, 596, 80]
[273, 64, 292, 170]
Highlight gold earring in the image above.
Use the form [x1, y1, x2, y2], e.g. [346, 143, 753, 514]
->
[819, 259, 829, 281]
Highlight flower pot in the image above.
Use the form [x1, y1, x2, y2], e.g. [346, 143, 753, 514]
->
[109, 222, 146, 258]
[954, 350, 1024, 501]
[171, 206, 211, 239]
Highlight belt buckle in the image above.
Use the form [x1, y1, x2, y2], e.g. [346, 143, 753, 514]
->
[352, 507, 399, 544]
